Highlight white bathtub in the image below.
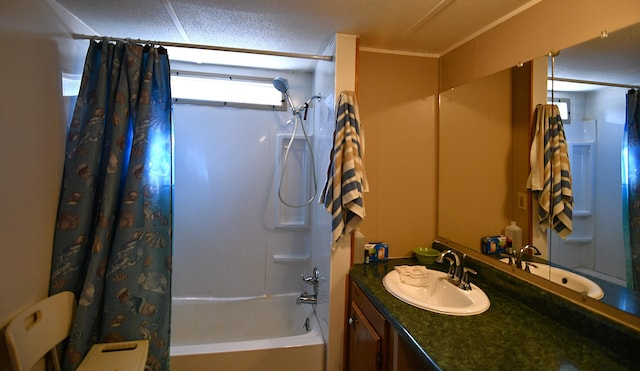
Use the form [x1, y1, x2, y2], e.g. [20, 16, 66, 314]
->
[170, 294, 325, 371]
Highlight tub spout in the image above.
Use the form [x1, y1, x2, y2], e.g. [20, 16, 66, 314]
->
[296, 292, 317, 305]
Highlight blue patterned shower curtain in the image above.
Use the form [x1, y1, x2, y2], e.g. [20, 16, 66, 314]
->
[49, 40, 172, 370]
[624, 89, 640, 291]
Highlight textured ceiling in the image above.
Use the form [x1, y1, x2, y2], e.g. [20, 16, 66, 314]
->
[54, 0, 536, 57]
[53, 0, 640, 85]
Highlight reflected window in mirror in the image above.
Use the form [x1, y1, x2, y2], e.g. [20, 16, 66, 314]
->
[547, 97, 571, 123]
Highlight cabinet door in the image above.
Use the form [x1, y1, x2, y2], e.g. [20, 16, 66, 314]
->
[348, 302, 382, 371]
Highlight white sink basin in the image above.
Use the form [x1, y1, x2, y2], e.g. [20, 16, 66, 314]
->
[382, 269, 490, 316]
[500, 259, 604, 300]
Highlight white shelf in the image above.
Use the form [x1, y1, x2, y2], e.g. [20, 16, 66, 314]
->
[272, 254, 310, 263]
[573, 210, 593, 217]
[274, 134, 311, 228]
[564, 236, 592, 244]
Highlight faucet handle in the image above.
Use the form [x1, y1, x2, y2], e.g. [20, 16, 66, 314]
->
[460, 267, 477, 290]
[507, 255, 515, 266]
[523, 261, 538, 273]
[499, 252, 514, 266]
[301, 267, 321, 283]
[441, 256, 456, 278]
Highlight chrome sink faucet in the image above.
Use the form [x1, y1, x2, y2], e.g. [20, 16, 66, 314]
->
[435, 249, 477, 290]
[515, 244, 541, 272]
[297, 267, 320, 305]
[436, 249, 461, 280]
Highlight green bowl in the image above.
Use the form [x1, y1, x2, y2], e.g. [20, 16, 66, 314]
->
[413, 247, 440, 265]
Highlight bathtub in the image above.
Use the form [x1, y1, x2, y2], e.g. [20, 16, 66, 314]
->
[170, 293, 325, 371]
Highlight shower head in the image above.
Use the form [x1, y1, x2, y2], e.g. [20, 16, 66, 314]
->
[273, 77, 289, 94]
[273, 76, 296, 114]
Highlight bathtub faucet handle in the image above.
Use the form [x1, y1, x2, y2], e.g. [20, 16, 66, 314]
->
[301, 274, 318, 283]
[301, 267, 321, 296]
[301, 267, 321, 284]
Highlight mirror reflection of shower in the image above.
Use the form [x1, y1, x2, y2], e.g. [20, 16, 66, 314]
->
[548, 89, 627, 288]
[273, 76, 321, 208]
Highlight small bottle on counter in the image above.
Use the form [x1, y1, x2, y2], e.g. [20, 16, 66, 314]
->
[353, 229, 365, 264]
[505, 221, 522, 255]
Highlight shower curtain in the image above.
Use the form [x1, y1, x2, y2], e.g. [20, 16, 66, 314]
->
[48, 40, 172, 370]
[623, 89, 640, 291]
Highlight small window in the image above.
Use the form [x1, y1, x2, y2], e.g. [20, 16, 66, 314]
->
[548, 97, 571, 123]
[62, 73, 81, 96]
[171, 71, 285, 110]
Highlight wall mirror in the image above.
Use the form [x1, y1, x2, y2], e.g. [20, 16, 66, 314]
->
[438, 22, 640, 321]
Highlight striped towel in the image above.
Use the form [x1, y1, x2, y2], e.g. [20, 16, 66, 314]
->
[320, 91, 369, 246]
[526, 104, 573, 238]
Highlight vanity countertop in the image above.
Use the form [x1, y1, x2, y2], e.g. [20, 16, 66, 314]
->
[350, 258, 636, 371]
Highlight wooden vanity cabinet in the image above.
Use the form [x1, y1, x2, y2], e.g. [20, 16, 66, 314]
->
[347, 280, 428, 371]
[347, 281, 389, 370]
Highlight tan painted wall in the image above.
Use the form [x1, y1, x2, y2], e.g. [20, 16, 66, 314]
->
[326, 34, 358, 371]
[0, 2, 89, 369]
[357, 51, 439, 258]
[0, 30, 67, 371]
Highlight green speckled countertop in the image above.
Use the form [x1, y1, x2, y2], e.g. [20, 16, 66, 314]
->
[350, 258, 637, 371]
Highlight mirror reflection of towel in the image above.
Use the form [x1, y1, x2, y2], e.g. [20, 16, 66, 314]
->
[527, 104, 573, 238]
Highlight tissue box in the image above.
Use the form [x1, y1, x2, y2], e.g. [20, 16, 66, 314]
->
[481, 235, 506, 255]
[365, 242, 388, 263]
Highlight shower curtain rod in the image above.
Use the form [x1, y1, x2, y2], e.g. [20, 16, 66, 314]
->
[549, 76, 640, 89]
[72, 33, 334, 62]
